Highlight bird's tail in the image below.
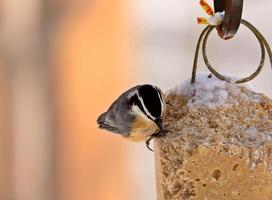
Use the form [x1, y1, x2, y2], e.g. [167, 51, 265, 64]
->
[97, 112, 106, 125]
[96, 112, 120, 133]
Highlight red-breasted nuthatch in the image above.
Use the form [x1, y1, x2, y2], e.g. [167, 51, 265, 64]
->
[97, 84, 166, 151]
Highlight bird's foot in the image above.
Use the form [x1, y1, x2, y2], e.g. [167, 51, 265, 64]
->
[145, 137, 154, 151]
[145, 129, 173, 151]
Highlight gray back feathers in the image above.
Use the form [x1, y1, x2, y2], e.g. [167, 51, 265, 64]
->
[97, 86, 141, 135]
[97, 84, 164, 136]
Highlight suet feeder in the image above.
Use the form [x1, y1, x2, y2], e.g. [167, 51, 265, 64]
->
[155, 0, 272, 199]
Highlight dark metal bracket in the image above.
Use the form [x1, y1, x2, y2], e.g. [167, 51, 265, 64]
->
[214, 0, 243, 39]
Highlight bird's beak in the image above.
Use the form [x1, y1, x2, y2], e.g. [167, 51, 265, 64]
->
[155, 118, 165, 135]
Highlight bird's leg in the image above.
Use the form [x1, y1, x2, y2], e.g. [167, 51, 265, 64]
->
[145, 129, 173, 151]
[152, 128, 173, 138]
[151, 131, 164, 138]
[145, 137, 154, 151]
[145, 131, 161, 151]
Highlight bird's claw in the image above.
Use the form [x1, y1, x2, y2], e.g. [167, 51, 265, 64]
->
[145, 137, 154, 151]
[145, 129, 173, 151]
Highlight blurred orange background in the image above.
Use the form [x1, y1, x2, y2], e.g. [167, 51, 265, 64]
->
[55, 0, 135, 199]
[0, 0, 271, 200]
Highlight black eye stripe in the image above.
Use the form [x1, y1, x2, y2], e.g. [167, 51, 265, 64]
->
[157, 89, 163, 104]
[138, 85, 162, 119]
[155, 87, 163, 115]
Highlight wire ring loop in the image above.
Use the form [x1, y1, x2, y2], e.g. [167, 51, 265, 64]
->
[191, 19, 272, 84]
[203, 21, 265, 83]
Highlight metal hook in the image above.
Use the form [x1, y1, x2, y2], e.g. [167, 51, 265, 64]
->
[214, 0, 243, 39]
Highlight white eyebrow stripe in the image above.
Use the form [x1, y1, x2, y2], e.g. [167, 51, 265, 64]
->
[127, 90, 138, 99]
[152, 85, 164, 117]
[136, 90, 156, 121]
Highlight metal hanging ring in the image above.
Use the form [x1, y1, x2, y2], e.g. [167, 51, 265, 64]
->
[191, 19, 272, 84]
[203, 20, 265, 83]
[214, 0, 243, 39]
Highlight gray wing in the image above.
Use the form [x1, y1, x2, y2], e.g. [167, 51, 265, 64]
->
[97, 112, 121, 133]
[97, 85, 141, 135]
